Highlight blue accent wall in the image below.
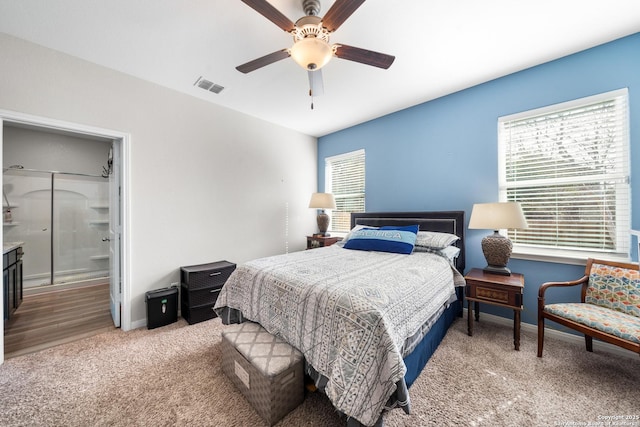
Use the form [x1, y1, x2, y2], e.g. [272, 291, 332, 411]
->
[318, 33, 640, 327]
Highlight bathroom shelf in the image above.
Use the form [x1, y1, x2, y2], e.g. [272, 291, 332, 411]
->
[90, 255, 109, 261]
[89, 220, 109, 225]
[3, 222, 20, 226]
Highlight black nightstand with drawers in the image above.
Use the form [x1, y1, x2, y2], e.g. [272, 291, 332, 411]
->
[180, 260, 236, 325]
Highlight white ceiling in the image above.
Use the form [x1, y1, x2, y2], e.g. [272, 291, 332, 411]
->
[1, 0, 639, 137]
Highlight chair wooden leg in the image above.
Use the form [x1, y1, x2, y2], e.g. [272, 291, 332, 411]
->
[585, 335, 593, 352]
[537, 318, 544, 357]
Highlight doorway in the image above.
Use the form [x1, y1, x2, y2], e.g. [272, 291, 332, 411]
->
[0, 111, 129, 363]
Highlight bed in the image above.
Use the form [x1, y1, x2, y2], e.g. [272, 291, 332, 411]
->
[214, 211, 466, 426]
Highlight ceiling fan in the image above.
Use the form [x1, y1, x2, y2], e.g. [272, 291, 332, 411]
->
[236, 0, 395, 104]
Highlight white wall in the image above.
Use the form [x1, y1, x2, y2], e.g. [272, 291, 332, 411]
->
[0, 33, 318, 326]
[3, 126, 111, 175]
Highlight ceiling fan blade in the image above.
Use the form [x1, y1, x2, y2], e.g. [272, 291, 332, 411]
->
[322, 0, 365, 32]
[334, 44, 395, 69]
[308, 69, 324, 97]
[240, 0, 295, 32]
[236, 49, 290, 73]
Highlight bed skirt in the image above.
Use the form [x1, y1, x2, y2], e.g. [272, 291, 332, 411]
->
[404, 291, 462, 388]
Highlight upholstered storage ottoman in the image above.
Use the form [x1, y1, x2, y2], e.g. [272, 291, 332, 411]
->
[221, 322, 304, 426]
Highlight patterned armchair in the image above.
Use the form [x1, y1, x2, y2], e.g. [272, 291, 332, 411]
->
[537, 258, 640, 357]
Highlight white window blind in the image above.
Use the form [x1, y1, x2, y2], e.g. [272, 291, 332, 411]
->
[325, 149, 365, 232]
[498, 89, 630, 257]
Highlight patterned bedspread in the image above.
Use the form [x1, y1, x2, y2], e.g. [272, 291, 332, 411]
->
[214, 245, 463, 426]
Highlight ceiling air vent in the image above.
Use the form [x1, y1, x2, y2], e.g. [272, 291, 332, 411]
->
[194, 76, 224, 94]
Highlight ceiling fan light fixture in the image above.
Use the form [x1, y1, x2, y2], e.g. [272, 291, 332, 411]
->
[290, 37, 333, 70]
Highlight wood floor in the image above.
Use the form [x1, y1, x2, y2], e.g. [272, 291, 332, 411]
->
[4, 283, 115, 359]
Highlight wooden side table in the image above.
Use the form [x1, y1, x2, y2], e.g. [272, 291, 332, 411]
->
[464, 268, 524, 350]
[306, 235, 341, 249]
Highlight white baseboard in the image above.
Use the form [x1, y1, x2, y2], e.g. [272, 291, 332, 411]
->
[462, 308, 637, 360]
[130, 319, 147, 330]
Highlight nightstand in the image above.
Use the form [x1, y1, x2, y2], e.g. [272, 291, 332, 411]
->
[306, 235, 341, 249]
[465, 268, 524, 350]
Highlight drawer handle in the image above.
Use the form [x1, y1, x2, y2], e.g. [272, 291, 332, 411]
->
[209, 272, 222, 276]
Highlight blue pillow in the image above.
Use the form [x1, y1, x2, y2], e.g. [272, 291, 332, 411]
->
[343, 225, 419, 254]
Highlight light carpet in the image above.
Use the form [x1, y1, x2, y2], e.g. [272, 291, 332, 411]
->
[1, 316, 638, 426]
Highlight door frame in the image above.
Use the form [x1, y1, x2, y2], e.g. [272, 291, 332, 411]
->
[108, 139, 122, 328]
[0, 110, 131, 364]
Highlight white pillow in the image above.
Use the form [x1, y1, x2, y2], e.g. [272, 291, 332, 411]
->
[414, 231, 459, 249]
[414, 245, 461, 263]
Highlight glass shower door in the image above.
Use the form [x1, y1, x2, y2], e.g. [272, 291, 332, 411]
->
[52, 173, 109, 286]
[3, 169, 51, 289]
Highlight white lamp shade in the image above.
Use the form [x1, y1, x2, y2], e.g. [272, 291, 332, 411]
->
[309, 192, 336, 209]
[469, 202, 528, 230]
[290, 38, 332, 70]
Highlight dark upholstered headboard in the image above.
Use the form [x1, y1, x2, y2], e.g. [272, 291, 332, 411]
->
[350, 211, 465, 272]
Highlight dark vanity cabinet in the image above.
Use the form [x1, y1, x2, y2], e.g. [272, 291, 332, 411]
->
[3, 246, 23, 326]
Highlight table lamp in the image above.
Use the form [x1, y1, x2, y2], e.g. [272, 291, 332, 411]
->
[469, 202, 528, 276]
[309, 192, 336, 236]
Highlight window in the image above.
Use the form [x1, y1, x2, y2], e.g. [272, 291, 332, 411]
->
[325, 149, 365, 233]
[498, 89, 630, 259]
